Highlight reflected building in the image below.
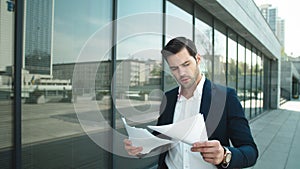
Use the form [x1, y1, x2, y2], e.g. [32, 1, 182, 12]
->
[53, 59, 159, 96]
[23, 0, 54, 75]
[0, 0, 14, 72]
[53, 61, 111, 95]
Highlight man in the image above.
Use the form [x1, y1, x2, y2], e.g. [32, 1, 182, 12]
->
[124, 37, 258, 169]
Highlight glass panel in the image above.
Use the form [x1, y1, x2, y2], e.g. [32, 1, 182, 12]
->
[213, 26, 226, 85]
[166, 1, 193, 40]
[195, 17, 213, 80]
[227, 31, 237, 89]
[22, 0, 112, 168]
[164, 1, 193, 91]
[116, 0, 163, 168]
[237, 38, 246, 111]
[257, 53, 263, 114]
[245, 44, 252, 119]
[0, 0, 14, 168]
[251, 48, 257, 117]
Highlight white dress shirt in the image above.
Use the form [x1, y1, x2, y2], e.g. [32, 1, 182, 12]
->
[165, 75, 217, 169]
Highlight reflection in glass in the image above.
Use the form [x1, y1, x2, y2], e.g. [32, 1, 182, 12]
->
[227, 32, 237, 89]
[214, 29, 226, 85]
[24, 0, 53, 75]
[251, 48, 257, 117]
[22, 0, 112, 168]
[165, 1, 193, 91]
[258, 54, 263, 113]
[116, 1, 163, 168]
[237, 39, 246, 112]
[195, 18, 213, 80]
[254, 51, 263, 115]
[245, 45, 252, 119]
[0, 0, 14, 167]
[166, 1, 193, 40]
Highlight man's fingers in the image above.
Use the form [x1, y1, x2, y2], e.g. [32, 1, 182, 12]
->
[202, 156, 220, 165]
[123, 139, 143, 156]
[127, 147, 143, 156]
[123, 139, 132, 146]
[193, 140, 219, 147]
[191, 140, 224, 165]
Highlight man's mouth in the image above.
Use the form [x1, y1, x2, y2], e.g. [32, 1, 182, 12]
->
[180, 77, 190, 83]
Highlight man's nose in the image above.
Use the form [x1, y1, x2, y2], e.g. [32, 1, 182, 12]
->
[178, 66, 186, 76]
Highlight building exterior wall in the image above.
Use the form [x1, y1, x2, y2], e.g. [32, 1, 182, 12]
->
[281, 61, 292, 99]
[23, 0, 54, 75]
[197, 0, 281, 59]
[0, 0, 285, 168]
[270, 60, 280, 108]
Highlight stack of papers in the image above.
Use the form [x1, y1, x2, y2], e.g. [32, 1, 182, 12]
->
[148, 114, 208, 145]
[122, 117, 173, 154]
[122, 114, 208, 154]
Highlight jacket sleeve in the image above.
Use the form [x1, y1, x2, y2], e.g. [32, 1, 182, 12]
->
[222, 88, 258, 169]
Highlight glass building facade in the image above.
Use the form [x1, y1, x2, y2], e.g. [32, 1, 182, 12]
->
[24, 0, 53, 75]
[0, 0, 281, 168]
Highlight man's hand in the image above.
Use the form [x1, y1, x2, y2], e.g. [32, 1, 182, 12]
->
[123, 139, 143, 156]
[191, 140, 224, 165]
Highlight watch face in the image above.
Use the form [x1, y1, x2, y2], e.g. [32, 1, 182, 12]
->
[225, 153, 232, 163]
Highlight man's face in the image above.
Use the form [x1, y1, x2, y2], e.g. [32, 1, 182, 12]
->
[166, 48, 201, 89]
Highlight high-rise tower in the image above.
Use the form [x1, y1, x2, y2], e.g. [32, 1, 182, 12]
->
[23, 0, 54, 76]
[0, 0, 15, 72]
[259, 4, 285, 47]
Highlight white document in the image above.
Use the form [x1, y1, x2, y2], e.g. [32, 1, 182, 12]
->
[122, 117, 173, 154]
[147, 114, 207, 145]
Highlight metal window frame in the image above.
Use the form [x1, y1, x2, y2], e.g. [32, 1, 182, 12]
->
[13, 0, 24, 168]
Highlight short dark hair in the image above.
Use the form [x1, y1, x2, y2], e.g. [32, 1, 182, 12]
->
[161, 37, 197, 59]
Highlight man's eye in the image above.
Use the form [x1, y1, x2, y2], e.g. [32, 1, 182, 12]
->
[183, 63, 190, 66]
[170, 67, 178, 71]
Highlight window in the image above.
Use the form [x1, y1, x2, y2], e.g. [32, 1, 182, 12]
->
[195, 9, 213, 80]
[164, 1, 193, 91]
[227, 30, 237, 89]
[213, 21, 226, 85]
[237, 37, 246, 110]
[116, 0, 163, 168]
[245, 43, 252, 119]
[257, 52, 263, 114]
[251, 48, 257, 117]
[0, 0, 14, 167]
[22, 0, 112, 168]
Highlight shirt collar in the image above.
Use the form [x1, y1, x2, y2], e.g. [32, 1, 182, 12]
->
[177, 74, 206, 101]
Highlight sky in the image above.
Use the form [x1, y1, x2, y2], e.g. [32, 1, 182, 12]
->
[53, 0, 163, 64]
[254, 0, 300, 57]
[53, 0, 110, 63]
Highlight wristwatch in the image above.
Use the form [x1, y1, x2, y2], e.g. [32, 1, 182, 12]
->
[221, 146, 232, 168]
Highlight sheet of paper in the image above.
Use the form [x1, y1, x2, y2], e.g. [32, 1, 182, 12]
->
[122, 117, 173, 154]
[147, 114, 207, 145]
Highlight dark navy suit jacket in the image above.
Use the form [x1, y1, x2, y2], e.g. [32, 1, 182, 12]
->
[155, 79, 258, 169]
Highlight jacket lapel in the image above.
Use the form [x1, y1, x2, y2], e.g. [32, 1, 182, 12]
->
[161, 87, 178, 125]
[200, 79, 213, 121]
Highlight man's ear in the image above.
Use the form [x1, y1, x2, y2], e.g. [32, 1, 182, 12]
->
[195, 53, 201, 64]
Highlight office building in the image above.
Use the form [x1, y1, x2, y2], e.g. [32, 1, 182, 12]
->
[0, 0, 14, 72]
[23, 0, 54, 75]
[277, 18, 285, 47]
[259, 4, 285, 47]
[1, 0, 291, 169]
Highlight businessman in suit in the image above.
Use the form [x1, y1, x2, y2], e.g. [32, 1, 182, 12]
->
[124, 37, 258, 169]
